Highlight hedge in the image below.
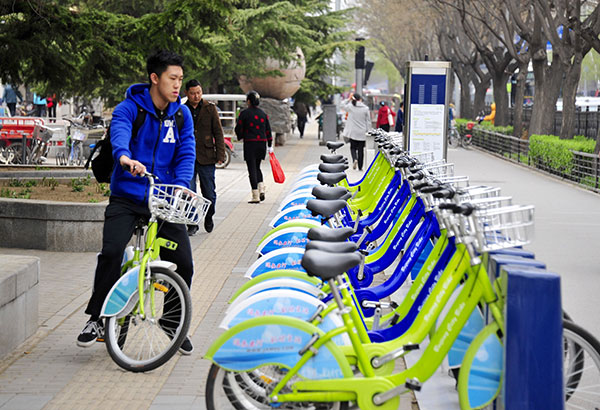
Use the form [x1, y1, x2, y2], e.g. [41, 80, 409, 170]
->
[528, 134, 595, 174]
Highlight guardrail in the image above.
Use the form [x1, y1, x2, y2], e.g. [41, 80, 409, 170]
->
[458, 124, 600, 194]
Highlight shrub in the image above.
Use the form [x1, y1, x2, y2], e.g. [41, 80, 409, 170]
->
[529, 134, 595, 174]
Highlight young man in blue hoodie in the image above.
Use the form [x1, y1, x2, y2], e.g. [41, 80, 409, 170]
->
[76, 50, 197, 354]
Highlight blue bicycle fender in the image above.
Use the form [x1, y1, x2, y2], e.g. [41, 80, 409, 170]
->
[245, 248, 306, 278]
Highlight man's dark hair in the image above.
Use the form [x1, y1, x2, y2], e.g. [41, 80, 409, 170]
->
[146, 50, 184, 83]
[185, 79, 201, 91]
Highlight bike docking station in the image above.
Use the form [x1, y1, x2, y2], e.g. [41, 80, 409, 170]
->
[203, 127, 596, 410]
[403, 61, 452, 162]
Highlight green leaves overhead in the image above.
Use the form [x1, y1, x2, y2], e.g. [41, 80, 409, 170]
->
[0, 0, 352, 105]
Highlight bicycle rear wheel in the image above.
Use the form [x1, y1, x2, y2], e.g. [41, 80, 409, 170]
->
[206, 364, 349, 410]
[563, 320, 600, 409]
[105, 267, 191, 372]
[448, 129, 460, 148]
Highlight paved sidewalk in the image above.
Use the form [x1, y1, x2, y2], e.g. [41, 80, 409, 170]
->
[3, 125, 597, 410]
[0, 122, 416, 410]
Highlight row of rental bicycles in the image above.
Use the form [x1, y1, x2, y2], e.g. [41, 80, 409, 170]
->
[203, 130, 600, 410]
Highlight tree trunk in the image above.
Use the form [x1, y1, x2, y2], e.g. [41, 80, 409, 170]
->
[473, 79, 490, 117]
[491, 71, 511, 126]
[513, 63, 528, 138]
[529, 56, 562, 136]
[560, 51, 584, 139]
[456, 69, 473, 119]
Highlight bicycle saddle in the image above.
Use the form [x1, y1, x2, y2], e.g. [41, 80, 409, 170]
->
[306, 198, 347, 218]
[301, 249, 362, 281]
[320, 154, 347, 164]
[317, 172, 346, 186]
[312, 185, 351, 201]
[307, 226, 355, 242]
[305, 240, 358, 253]
[318, 163, 349, 173]
[326, 141, 345, 151]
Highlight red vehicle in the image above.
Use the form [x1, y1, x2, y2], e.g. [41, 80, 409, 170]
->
[0, 117, 46, 164]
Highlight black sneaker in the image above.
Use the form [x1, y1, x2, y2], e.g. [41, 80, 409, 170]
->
[158, 318, 193, 355]
[179, 336, 194, 355]
[187, 225, 199, 236]
[76, 319, 104, 347]
[204, 216, 214, 233]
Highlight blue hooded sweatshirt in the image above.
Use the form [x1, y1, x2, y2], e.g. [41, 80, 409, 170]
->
[110, 83, 195, 204]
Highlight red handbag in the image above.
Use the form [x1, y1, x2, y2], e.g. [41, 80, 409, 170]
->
[269, 152, 285, 183]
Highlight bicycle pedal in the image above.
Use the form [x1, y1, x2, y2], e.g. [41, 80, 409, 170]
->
[405, 378, 422, 391]
[403, 343, 419, 351]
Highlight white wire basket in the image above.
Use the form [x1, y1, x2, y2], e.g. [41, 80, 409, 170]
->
[424, 162, 454, 178]
[436, 175, 469, 188]
[412, 151, 435, 164]
[148, 184, 211, 225]
[457, 185, 501, 201]
[469, 204, 535, 252]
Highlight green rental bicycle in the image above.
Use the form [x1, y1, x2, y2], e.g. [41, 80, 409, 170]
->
[100, 172, 210, 372]
[205, 201, 600, 409]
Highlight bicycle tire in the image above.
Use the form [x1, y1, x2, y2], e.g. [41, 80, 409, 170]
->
[563, 320, 600, 408]
[460, 134, 473, 149]
[105, 267, 191, 372]
[448, 129, 460, 148]
[216, 147, 232, 169]
[206, 363, 349, 410]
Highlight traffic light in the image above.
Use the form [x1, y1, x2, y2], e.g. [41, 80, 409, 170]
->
[364, 61, 374, 85]
[355, 38, 365, 69]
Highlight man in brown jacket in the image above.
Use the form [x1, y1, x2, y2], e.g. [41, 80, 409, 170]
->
[185, 79, 225, 234]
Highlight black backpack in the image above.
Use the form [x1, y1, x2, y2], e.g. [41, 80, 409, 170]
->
[85, 105, 184, 183]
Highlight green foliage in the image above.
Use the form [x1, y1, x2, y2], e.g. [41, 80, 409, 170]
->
[42, 177, 60, 190]
[529, 134, 596, 174]
[1, 0, 351, 106]
[70, 177, 90, 192]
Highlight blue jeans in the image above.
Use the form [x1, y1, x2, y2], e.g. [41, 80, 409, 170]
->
[190, 163, 216, 219]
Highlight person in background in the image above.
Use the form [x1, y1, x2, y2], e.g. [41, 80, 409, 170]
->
[2, 84, 23, 116]
[375, 101, 395, 132]
[395, 102, 404, 133]
[479, 102, 496, 125]
[184, 79, 225, 235]
[46, 94, 57, 122]
[341, 93, 371, 171]
[292, 100, 310, 138]
[33, 93, 46, 117]
[235, 91, 273, 203]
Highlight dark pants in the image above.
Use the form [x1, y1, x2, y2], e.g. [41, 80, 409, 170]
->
[190, 162, 216, 220]
[244, 142, 266, 190]
[48, 105, 56, 122]
[7, 103, 16, 116]
[380, 124, 390, 132]
[350, 139, 366, 170]
[85, 196, 194, 319]
[297, 116, 307, 137]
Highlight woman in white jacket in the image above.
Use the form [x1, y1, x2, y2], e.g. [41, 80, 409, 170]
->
[341, 93, 371, 170]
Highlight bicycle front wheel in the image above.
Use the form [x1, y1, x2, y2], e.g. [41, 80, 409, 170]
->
[105, 267, 191, 372]
[448, 129, 460, 148]
[206, 364, 349, 410]
[563, 320, 600, 409]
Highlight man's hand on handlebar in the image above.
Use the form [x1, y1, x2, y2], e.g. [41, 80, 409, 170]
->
[119, 155, 146, 177]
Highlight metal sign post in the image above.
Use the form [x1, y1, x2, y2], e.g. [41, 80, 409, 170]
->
[403, 61, 451, 161]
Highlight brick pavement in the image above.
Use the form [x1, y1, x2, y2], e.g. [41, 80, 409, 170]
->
[0, 122, 418, 410]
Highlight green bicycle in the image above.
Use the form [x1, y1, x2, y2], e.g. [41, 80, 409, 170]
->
[100, 172, 210, 372]
[205, 201, 600, 409]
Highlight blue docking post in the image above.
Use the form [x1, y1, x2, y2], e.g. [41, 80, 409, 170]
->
[502, 267, 564, 410]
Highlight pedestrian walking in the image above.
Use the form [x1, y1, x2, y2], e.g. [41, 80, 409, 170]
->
[341, 93, 371, 171]
[293, 100, 310, 138]
[76, 50, 196, 355]
[184, 79, 225, 235]
[235, 91, 273, 203]
[2, 84, 23, 116]
[46, 94, 57, 122]
[33, 93, 46, 117]
[395, 102, 404, 133]
[376, 101, 395, 132]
